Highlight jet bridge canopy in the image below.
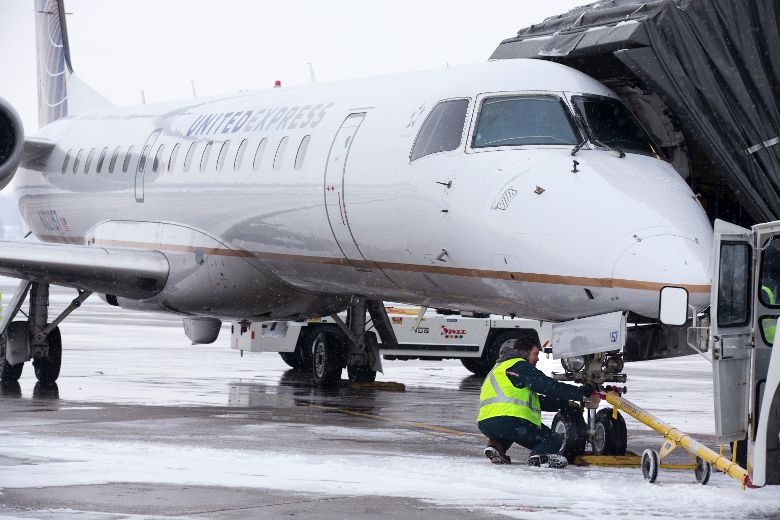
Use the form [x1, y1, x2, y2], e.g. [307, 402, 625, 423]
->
[492, 0, 780, 226]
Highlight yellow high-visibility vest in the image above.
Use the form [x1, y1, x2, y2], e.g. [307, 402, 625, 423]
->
[478, 357, 541, 426]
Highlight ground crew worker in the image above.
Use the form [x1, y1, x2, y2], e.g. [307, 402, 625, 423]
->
[477, 336, 598, 468]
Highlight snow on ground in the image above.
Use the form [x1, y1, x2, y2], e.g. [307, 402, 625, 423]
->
[0, 433, 778, 520]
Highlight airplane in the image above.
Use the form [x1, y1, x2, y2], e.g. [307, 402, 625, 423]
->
[0, 0, 711, 396]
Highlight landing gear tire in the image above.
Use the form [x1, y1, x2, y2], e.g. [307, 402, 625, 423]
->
[347, 365, 376, 383]
[311, 331, 344, 387]
[33, 327, 62, 384]
[591, 408, 628, 455]
[642, 448, 659, 483]
[552, 405, 587, 460]
[461, 329, 539, 377]
[0, 332, 23, 383]
[694, 457, 711, 485]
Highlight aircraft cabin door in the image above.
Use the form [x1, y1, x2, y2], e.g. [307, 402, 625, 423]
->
[710, 219, 754, 445]
[135, 128, 163, 203]
[324, 113, 371, 270]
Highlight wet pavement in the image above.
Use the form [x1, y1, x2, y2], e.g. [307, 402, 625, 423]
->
[0, 283, 778, 519]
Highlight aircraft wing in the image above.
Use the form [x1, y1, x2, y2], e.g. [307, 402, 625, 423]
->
[0, 241, 169, 299]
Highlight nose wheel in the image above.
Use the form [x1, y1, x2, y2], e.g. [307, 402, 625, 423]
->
[591, 408, 627, 455]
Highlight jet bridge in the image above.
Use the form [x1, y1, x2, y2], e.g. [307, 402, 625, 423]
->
[492, 0, 780, 229]
[492, 0, 780, 363]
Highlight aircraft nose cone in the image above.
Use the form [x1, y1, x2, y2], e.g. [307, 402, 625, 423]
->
[612, 234, 712, 318]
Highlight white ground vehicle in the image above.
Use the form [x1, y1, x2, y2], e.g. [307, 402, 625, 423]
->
[231, 305, 551, 378]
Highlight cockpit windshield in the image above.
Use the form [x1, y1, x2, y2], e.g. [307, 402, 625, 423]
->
[572, 95, 661, 158]
[472, 95, 579, 148]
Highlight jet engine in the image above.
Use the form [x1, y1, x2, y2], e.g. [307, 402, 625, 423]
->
[0, 97, 24, 191]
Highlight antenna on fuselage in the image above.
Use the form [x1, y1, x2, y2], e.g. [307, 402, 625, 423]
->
[190, 80, 198, 99]
[140, 90, 146, 104]
[307, 62, 317, 84]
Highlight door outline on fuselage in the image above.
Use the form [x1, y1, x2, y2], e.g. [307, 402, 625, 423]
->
[135, 128, 163, 203]
[323, 113, 371, 270]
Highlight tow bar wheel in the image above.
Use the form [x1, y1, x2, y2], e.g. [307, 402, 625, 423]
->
[642, 448, 659, 483]
[694, 457, 711, 485]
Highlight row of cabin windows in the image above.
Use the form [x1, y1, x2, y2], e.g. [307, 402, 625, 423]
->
[60, 135, 312, 176]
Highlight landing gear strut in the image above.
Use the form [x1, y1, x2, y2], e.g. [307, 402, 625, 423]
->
[308, 297, 394, 388]
[0, 281, 91, 384]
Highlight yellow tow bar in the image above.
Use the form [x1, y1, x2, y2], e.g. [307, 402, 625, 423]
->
[602, 390, 757, 488]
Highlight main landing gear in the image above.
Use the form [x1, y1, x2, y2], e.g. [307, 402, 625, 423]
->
[280, 298, 397, 388]
[551, 352, 629, 460]
[0, 281, 91, 385]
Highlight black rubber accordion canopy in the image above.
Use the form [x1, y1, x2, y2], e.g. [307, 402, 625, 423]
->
[492, 0, 780, 223]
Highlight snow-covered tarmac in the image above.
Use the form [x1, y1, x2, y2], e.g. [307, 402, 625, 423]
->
[0, 284, 779, 519]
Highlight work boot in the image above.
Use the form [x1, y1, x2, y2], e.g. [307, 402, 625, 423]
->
[484, 439, 511, 464]
[527, 453, 549, 467]
[546, 454, 568, 469]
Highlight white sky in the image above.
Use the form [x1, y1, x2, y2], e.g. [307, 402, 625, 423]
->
[0, 0, 586, 133]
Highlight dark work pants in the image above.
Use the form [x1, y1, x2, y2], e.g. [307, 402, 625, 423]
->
[478, 416, 563, 456]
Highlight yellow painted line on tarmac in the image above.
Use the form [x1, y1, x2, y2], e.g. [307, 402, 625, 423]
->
[300, 402, 483, 438]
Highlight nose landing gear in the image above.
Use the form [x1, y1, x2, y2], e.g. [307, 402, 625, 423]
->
[551, 351, 629, 459]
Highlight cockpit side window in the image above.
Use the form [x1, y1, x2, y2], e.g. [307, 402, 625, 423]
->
[410, 98, 470, 161]
[472, 95, 578, 148]
[572, 95, 661, 158]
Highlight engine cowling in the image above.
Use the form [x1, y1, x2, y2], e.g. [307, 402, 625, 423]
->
[0, 97, 24, 191]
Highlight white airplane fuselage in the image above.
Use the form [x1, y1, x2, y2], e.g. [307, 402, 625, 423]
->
[12, 59, 713, 322]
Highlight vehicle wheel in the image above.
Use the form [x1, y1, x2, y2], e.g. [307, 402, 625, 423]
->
[347, 365, 376, 383]
[279, 326, 319, 370]
[279, 351, 304, 369]
[33, 327, 62, 384]
[732, 438, 747, 468]
[694, 457, 711, 485]
[460, 357, 487, 375]
[552, 404, 587, 459]
[592, 408, 628, 455]
[463, 329, 540, 377]
[0, 332, 23, 382]
[311, 331, 344, 387]
[642, 448, 659, 483]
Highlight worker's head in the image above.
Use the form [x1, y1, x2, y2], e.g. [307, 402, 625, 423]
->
[496, 335, 541, 365]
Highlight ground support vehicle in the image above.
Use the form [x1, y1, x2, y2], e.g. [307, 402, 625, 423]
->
[231, 305, 551, 380]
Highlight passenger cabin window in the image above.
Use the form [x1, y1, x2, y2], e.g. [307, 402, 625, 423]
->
[717, 242, 751, 328]
[84, 148, 96, 174]
[183, 143, 197, 172]
[122, 146, 135, 173]
[152, 144, 165, 173]
[96, 147, 108, 173]
[253, 139, 267, 172]
[572, 95, 660, 158]
[109, 147, 121, 173]
[295, 135, 311, 170]
[200, 141, 213, 172]
[411, 99, 469, 161]
[273, 136, 289, 171]
[138, 144, 153, 173]
[216, 141, 230, 171]
[168, 143, 180, 172]
[62, 150, 71, 174]
[234, 139, 248, 171]
[472, 95, 577, 148]
[73, 150, 83, 174]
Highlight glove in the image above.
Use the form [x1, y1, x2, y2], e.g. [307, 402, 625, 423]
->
[580, 382, 597, 398]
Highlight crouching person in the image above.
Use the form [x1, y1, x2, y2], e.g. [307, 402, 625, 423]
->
[477, 336, 596, 468]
